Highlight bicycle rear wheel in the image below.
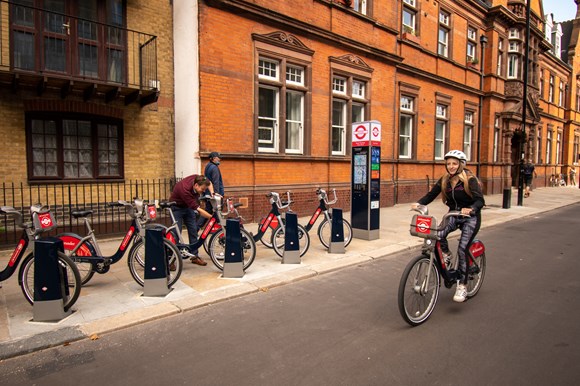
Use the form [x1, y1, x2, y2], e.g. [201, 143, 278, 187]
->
[127, 238, 182, 287]
[272, 224, 310, 258]
[207, 228, 257, 270]
[18, 252, 82, 311]
[317, 218, 353, 249]
[398, 255, 440, 326]
[466, 252, 486, 298]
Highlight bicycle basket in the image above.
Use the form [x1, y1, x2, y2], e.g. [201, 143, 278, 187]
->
[410, 214, 438, 239]
[32, 209, 58, 233]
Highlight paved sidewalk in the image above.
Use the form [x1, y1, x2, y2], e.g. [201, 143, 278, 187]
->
[1, 186, 579, 359]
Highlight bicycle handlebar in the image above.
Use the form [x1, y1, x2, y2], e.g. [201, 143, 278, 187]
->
[316, 188, 338, 206]
[411, 205, 473, 231]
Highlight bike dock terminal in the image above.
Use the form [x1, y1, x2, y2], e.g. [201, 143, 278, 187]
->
[1, 186, 579, 359]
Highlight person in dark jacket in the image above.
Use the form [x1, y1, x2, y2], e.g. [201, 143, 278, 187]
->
[411, 150, 485, 303]
[197, 152, 225, 229]
[169, 174, 214, 266]
[522, 160, 537, 197]
[205, 152, 224, 196]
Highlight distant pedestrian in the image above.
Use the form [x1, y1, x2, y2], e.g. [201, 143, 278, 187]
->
[522, 160, 536, 197]
[197, 152, 224, 229]
[570, 167, 576, 186]
[205, 152, 224, 196]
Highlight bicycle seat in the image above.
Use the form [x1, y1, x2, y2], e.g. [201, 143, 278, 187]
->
[0, 206, 20, 215]
[159, 201, 176, 209]
[71, 209, 94, 218]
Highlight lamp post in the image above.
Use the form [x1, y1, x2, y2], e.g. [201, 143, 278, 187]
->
[517, 0, 532, 206]
[476, 34, 488, 178]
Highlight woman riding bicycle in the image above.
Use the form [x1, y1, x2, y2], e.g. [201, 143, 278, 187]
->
[411, 150, 485, 303]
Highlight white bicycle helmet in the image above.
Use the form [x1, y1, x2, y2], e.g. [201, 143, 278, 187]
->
[444, 150, 467, 164]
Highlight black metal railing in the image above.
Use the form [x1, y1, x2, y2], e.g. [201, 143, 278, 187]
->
[0, 179, 175, 247]
[0, 0, 158, 90]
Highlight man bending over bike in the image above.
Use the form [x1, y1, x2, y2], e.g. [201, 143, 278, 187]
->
[169, 174, 214, 266]
[411, 150, 485, 303]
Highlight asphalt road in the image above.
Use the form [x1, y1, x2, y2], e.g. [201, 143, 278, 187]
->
[1, 204, 579, 385]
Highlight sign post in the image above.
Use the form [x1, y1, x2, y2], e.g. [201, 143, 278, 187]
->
[351, 120, 381, 240]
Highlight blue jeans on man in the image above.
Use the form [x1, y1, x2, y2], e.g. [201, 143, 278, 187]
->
[171, 206, 199, 256]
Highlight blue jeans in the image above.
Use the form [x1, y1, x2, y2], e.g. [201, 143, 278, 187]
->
[171, 206, 199, 256]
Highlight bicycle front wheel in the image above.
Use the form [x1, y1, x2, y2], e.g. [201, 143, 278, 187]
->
[272, 224, 310, 258]
[127, 238, 183, 287]
[398, 255, 440, 327]
[18, 252, 82, 311]
[208, 228, 257, 271]
[317, 218, 353, 249]
[466, 252, 486, 298]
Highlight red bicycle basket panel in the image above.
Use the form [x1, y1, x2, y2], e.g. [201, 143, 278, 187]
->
[32, 211, 57, 232]
[409, 214, 437, 239]
[146, 205, 157, 221]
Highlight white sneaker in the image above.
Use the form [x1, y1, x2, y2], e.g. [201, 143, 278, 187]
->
[453, 283, 467, 303]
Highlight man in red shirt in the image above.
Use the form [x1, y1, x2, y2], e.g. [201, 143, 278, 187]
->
[169, 175, 214, 265]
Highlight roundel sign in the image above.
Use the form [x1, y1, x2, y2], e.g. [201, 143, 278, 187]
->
[354, 125, 367, 140]
[352, 123, 370, 146]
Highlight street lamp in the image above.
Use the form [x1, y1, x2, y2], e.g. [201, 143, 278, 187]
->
[517, 0, 532, 206]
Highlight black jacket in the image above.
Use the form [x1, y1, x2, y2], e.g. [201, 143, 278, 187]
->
[417, 176, 485, 213]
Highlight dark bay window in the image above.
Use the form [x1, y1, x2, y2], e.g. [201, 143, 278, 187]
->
[11, 0, 126, 83]
[27, 114, 123, 180]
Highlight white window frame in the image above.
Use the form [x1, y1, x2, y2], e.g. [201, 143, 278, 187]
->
[507, 54, 519, 79]
[353, 0, 367, 15]
[353, 80, 366, 99]
[258, 58, 279, 81]
[509, 28, 519, 38]
[493, 116, 500, 163]
[463, 112, 474, 161]
[258, 85, 279, 153]
[286, 64, 304, 86]
[399, 96, 414, 159]
[546, 131, 552, 164]
[285, 90, 304, 154]
[438, 27, 449, 57]
[332, 76, 347, 95]
[402, 8, 416, 34]
[549, 75, 554, 103]
[559, 81, 564, 107]
[332, 99, 347, 156]
[403, 0, 416, 5]
[435, 104, 447, 160]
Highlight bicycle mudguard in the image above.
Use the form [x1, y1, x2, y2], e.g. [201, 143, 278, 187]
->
[469, 240, 485, 258]
[57, 233, 97, 256]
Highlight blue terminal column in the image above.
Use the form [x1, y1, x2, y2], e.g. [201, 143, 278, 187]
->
[350, 120, 381, 241]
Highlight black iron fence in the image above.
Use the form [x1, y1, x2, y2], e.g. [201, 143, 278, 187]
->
[0, 179, 175, 247]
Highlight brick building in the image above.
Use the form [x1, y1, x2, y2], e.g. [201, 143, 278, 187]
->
[192, 0, 580, 221]
[0, 0, 174, 216]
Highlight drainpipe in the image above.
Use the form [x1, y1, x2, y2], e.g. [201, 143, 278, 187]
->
[477, 35, 488, 178]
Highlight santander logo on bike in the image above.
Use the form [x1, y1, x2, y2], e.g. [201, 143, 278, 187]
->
[415, 216, 432, 234]
[38, 213, 53, 228]
[148, 206, 157, 219]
